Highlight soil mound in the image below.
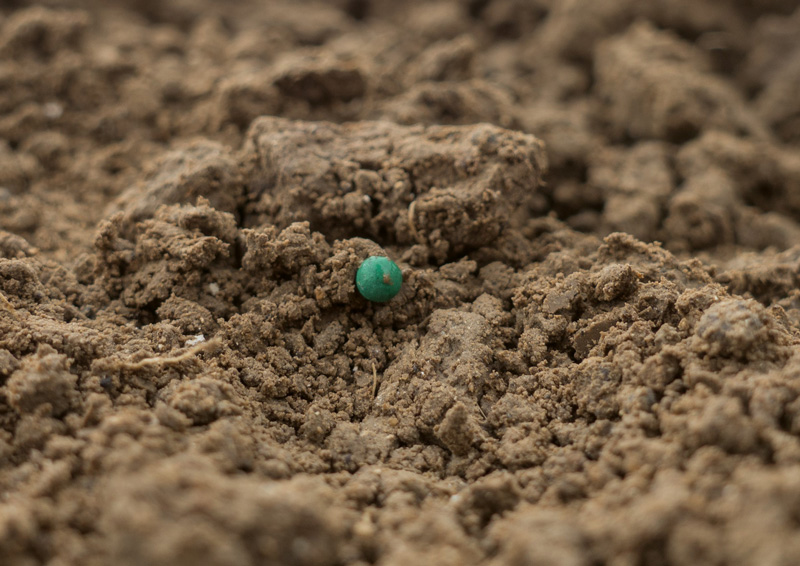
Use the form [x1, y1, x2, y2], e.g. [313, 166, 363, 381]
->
[2, 1, 800, 565]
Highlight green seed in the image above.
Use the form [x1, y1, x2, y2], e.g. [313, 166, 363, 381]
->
[356, 256, 402, 302]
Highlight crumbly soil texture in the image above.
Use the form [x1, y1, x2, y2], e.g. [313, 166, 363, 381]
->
[3, 1, 800, 565]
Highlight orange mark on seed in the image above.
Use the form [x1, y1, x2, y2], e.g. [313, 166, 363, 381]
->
[383, 274, 392, 285]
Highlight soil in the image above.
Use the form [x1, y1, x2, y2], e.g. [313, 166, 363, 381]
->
[2, 1, 800, 565]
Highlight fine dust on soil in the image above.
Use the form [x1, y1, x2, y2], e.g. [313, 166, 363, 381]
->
[2, 1, 800, 565]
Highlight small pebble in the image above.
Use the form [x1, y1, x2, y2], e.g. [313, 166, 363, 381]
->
[185, 334, 206, 347]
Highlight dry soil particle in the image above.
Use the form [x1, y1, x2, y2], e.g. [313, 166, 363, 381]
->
[240, 117, 545, 263]
[3, 1, 800, 565]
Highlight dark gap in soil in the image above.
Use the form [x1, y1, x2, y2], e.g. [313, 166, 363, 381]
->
[344, 0, 369, 21]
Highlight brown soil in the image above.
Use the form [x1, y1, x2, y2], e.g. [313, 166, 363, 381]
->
[2, 1, 800, 564]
